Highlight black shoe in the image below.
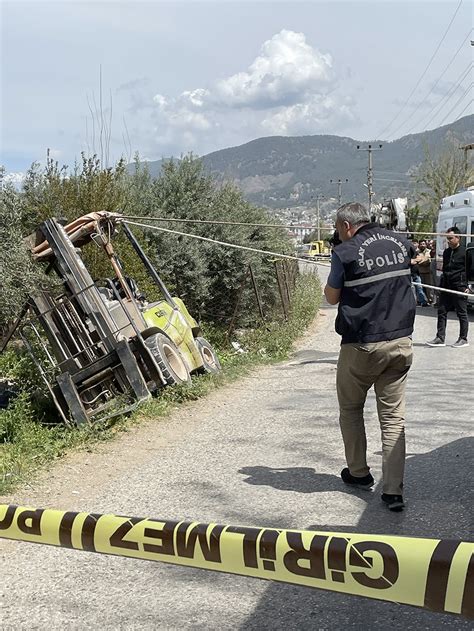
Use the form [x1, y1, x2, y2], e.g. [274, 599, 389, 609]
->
[341, 467, 374, 490]
[381, 494, 405, 511]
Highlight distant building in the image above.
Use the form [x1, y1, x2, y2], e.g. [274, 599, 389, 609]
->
[289, 223, 313, 243]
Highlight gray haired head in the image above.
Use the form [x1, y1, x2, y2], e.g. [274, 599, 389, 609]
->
[336, 202, 370, 227]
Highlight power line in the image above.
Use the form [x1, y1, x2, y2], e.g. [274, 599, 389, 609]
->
[374, 172, 411, 178]
[374, 171, 412, 175]
[437, 82, 473, 126]
[422, 62, 473, 130]
[391, 28, 473, 137]
[373, 178, 411, 183]
[377, 0, 464, 139]
[454, 99, 473, 121]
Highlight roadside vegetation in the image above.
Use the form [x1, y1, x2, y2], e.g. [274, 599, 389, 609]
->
[0, 154, 321, 493]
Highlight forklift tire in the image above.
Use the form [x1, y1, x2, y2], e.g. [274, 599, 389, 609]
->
[195, 337, 221, 374]
[145, 333, 191, 386]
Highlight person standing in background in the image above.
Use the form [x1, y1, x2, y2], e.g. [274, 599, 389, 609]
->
[429, 239, 438, 305]
[427, 227, 470, 347]
[410, 240, 428, 307]
[417, 239, 434, 304]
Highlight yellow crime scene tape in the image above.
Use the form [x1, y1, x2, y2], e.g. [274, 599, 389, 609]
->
[0, 504, 472, 618]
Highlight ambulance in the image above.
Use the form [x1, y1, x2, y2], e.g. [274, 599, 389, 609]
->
[436, 189, 474, 270]
[436, 189, 474, 306]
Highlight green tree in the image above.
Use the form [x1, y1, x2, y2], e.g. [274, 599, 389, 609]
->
[21, 150, 129, 231]
[415, 144, 474, 229]
[406, 204, 433, 235]
[130, 155, 293, 325]
[0, 181, 47, 331]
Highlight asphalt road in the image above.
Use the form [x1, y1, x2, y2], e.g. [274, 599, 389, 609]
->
[1, 266, 473, 630]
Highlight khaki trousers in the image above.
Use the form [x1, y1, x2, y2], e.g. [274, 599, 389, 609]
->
[336, 337, 413, 495]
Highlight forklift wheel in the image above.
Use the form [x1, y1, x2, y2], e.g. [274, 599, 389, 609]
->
[195, 337, 221, 374]
[145, 333, 191, 386]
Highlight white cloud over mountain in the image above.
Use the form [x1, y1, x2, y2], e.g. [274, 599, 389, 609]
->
[213, 29, 332, 108]
[133, 29, 356, 157]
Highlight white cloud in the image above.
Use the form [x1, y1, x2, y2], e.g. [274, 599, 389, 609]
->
[153, 93, 168, 108]
[2, 172, 26, 189]
[48, 148, 63, 160]
[262, 94, 357, 135]
[134, 30, 355, 158]
[182, 89, 210, 107]
[214, 29, 333, 108]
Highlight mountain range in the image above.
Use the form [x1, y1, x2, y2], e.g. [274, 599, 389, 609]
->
[137, 115, 473, 210]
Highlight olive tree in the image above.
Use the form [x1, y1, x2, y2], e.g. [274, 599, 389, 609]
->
[415, 144, 474, 229]
[0, 182, 46, 332]
[129, 155, 293, 325]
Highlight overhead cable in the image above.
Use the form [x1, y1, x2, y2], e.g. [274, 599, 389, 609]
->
[374, 171, 413, 175]
[377, 0, 464, 139]
[437, 82, 473, 127]
[391, 28, 473, 137]
[454, 99, 473, 121]
[422, 63, 473, 130]
[373, 178, 411, 182]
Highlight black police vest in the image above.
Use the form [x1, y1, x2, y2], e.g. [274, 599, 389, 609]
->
[334, 223, 416, 344]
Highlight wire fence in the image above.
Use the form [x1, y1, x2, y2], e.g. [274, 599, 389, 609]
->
[194, 259, 308, 337]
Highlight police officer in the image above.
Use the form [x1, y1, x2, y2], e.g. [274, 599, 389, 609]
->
[324, 202, 416, 511]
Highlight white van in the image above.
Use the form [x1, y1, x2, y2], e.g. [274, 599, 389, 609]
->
[436, 189, 474, 306]
[436, 189, 474, 271]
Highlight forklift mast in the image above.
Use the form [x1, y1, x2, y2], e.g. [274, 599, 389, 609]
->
[25, 217, 152, 425]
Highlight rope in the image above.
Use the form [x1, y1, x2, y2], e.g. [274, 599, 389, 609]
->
[412, 281, 472, 299]
[120, 218, 328, 267]
[121, 214, 473, 238]
[122, 214, 332, 231]
[119, 218, 473, 298]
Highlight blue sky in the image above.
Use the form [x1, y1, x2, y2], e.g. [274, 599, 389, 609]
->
[1, 1, 472, 175]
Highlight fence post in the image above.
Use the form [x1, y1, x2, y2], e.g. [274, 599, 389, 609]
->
[274, 261, 289, 320]
[282, 261, 291, 307]
[227, 268, 250, 339]
[248, 264, 265, 321]
[290, 260, 298, 289]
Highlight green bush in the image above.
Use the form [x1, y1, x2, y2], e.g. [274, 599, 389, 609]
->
[0, 185, 48, 331]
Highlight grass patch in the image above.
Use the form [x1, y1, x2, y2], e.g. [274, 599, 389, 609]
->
[0, 272, 321, 494]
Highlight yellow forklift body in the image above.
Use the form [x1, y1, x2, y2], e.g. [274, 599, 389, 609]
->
[142, 298, 203, 372]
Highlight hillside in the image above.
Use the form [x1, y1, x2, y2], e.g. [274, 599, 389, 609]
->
[137, 115, 473, 210]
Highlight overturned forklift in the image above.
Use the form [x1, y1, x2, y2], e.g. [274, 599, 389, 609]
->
[2, 212, 220, 425]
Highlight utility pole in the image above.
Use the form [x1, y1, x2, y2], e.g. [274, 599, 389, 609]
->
[311, 194, 325, 240]
[329, 178, 349, 206]
[460, 143, 474, 183]
[357, 144, 383, 213]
